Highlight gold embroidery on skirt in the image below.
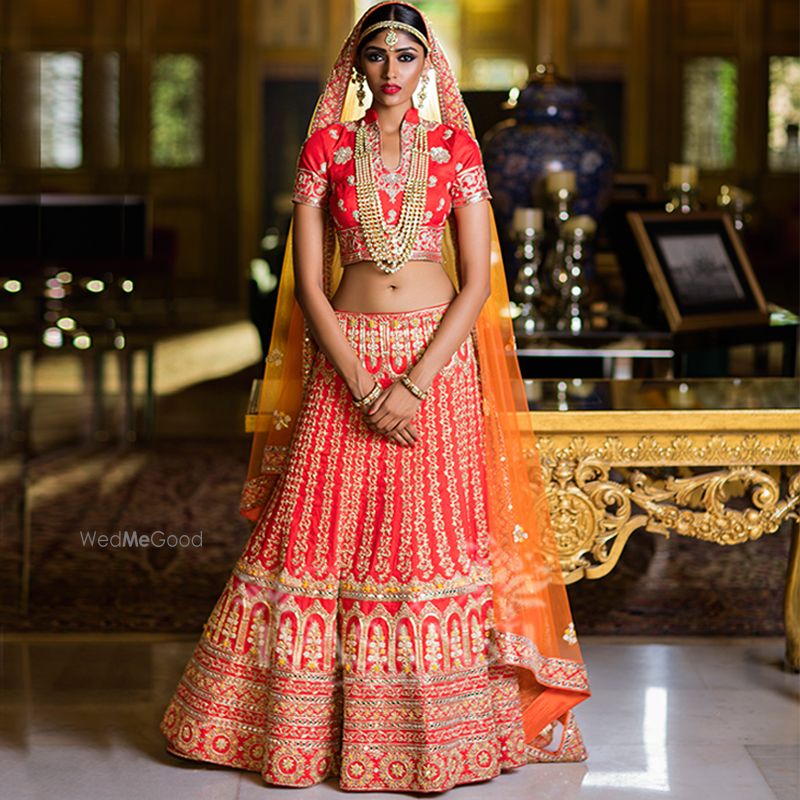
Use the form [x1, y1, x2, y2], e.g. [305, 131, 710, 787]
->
[161, 302, 585, 791]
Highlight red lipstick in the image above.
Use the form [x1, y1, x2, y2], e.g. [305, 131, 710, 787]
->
[381, 84, 401, 94]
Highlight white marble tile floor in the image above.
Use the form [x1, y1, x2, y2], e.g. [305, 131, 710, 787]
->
[1, 635, 797, 800]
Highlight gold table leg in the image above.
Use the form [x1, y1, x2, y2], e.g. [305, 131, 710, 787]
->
[785, 517, 800, 672]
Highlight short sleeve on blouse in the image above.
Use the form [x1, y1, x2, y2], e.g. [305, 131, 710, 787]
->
[451, 129, 492, 207]
[291, 128, 330, 207]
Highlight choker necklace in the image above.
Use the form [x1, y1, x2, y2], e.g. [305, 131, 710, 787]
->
[354, 117, 429, 275]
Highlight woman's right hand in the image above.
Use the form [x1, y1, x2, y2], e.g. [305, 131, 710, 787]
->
[350, 370, 418, 447]
[362, 380, 420, 447]
[367, 410, 419, 446]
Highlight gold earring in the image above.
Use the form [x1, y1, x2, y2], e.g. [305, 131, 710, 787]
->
[418, 70, 429, 105]
[351, 67, 366, 106]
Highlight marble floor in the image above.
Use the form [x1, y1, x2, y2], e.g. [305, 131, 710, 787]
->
[1, 635, 797, 800]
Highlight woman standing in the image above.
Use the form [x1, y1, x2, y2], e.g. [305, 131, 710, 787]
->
[160, 2, 591, 792]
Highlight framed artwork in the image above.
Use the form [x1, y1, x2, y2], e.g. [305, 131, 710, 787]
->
[626, 211, 769, 332]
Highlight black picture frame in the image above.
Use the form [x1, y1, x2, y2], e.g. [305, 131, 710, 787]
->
[626, 211, 769, 332]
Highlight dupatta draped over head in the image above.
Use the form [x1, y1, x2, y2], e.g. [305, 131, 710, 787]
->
[240, 0, 590, 758]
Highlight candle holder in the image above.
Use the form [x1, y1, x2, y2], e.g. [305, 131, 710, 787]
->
[549, 187, 576, 225]
[510, 209, 547, 335]
[716, 184, 754, 231]
[545, 169, 577, 225]
[546, 215, 596, 333]
[665, 162, 700, 213]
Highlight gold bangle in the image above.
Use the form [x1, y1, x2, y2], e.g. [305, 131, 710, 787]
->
[400, 373, 428, 400]
[353, 380, 380, 408]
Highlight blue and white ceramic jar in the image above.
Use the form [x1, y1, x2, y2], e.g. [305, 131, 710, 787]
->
[482, 63, 616, 283]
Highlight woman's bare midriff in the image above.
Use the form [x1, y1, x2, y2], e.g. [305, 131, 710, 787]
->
[330, 260, 456, 312]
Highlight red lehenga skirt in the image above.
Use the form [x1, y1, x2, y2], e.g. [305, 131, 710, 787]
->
[160, 301, 544, 792]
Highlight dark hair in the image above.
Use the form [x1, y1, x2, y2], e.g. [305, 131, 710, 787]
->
[356, 3, 429, 57]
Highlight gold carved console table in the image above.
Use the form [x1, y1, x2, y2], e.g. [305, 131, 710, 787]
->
[527, 378, 800, 671]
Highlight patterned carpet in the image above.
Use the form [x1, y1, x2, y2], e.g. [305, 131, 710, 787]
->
[0, 439, 790, 635]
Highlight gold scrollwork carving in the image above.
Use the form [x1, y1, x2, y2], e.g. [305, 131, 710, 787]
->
[542, 436, 800, 583]
[534, 432, 800, 468]
[629, 467, 800, 545]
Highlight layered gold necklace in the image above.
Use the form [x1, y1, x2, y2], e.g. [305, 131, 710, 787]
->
[354, 117, 429, 275]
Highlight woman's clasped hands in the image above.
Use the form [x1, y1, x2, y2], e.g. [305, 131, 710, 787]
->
[361, 378, 421, 447]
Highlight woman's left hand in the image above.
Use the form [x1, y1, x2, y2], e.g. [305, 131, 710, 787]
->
[362, 381, 421, 445]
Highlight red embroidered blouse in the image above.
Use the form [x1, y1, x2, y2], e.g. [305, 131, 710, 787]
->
[291, 106, 492, 265]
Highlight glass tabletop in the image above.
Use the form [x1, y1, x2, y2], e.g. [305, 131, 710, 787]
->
[525, 378, 800, 411]
[512, 304, 799, 343]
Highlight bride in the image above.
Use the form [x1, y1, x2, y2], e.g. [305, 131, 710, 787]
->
[160, 2, 591, 792]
